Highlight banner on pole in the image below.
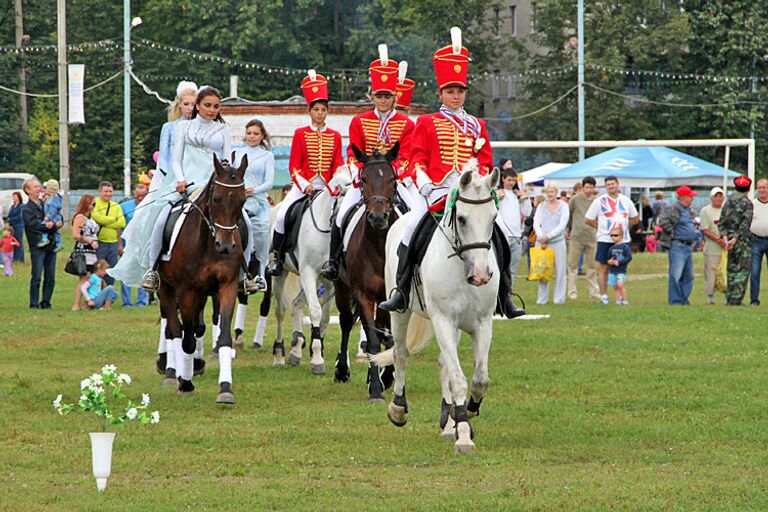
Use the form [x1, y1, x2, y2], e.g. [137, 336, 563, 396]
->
[68, 64, 85, 124]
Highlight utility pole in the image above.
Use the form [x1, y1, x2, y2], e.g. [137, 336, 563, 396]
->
[123, 0, 132, 198]
[577, 0, 585, 161]
[15, 0, 28, 141]
[57, 0, 70, 221]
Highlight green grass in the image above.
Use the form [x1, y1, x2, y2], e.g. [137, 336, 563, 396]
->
[1, 239, 766, 511]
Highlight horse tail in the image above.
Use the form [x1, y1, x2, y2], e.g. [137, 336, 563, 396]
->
[368, 315, 434, 367]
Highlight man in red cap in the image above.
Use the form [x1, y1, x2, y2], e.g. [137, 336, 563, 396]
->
[379, 27, 524, 318]
[659, 185, 698, 304]
[267, 70, 344, 277]
[719, 175, 754, 305]
[320, 47, 417, 281]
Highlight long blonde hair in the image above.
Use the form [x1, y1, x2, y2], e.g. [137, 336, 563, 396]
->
[167, 87, 198, 122]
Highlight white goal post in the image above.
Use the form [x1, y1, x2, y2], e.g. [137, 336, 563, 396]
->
[490, 139, 755, 192]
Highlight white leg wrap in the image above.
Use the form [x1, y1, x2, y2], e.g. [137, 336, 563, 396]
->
[254, 315, 268, 345]
[179, 347, 194, 381]
[218, 346, 233, 384]
[235, 304, 247, 332]
[166, 337, 179, 370]
[211, 323, 221, 349]
[195, 336, 204, 359]
[157, 318, 167, 354]
[359, 328, 367, 342]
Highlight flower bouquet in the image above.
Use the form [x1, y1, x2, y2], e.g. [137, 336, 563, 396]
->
[53, 364, 159, 491]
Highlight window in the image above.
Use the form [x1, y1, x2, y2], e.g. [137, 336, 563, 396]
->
[507, 77, 517, 99]
[510, 5, 517, 37]
[491, 70, 501, 100]
[494, 7, 501, 39]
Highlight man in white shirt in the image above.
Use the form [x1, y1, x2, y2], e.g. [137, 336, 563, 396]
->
[496, 170, 532, 291]
[585, 176, 639, 305]
[749, 178, 768, 305]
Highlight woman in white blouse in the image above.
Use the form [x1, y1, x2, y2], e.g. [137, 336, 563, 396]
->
[533, 184, 570, 304]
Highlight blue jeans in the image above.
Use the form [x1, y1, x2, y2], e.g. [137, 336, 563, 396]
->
[750, 237, 768, 304]
[121, 282, 148, 307]
[29, 248, 56, 307]
[668, 241, 694, 305]
[92, 285, 118, 309]
[11, 222, 25, 262]
[96, 242, 119, 285]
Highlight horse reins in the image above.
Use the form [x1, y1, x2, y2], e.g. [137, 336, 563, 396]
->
[308, 189, 332, 234]
[438, 192, 496, 260]
[184, 177, 245, 238]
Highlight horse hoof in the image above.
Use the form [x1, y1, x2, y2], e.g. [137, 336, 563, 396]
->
[368, 396, 386, 405]
[310, 363, 326, 375]
[234, 335, 244, 350]
[163, 368, 176, 387]
[163, 378, 176, 387]
[355, 352, 368, 363]
[333, 369, 350, 383]
[253, 342, 262, 351]
[216, 392, 235, 404]
[193, 358, 206, 376]
[454, 423, 475, 454]
[272, 356, 285, 366]
[387, 402, 408, 427]
[177, 379, 195, 394]
[209, 351, 219, 362]
[155, 353, 167, 375]
[286, 354, 301, 366]
[441, 416, 457, 440]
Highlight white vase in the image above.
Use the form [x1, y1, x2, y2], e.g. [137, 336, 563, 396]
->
[89, 432, 116, 491]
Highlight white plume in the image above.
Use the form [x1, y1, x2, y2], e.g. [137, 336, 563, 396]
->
[398, 61, 408, 83]
[450, 27, 462, 55]
[307, 69, 317, 81]
[378, 44, 389, 65]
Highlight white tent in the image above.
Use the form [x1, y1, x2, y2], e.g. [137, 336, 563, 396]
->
[518, 162, 571, 186]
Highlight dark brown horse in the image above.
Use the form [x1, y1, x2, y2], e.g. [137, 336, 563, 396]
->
[334, 143, 399, 402]
[159, 153, 247, 404]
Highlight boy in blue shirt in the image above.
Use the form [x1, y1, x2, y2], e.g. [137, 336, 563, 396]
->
[607, 225, 633, 305]
[38, 180, 64, 252]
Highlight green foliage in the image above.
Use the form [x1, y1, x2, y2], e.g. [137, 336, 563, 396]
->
[24, 98, 62, 182]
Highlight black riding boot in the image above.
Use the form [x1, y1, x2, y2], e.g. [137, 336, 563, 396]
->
[320, 224, 342, 281]
[379, 243, 412, 312]
[497, 261, 526, 319]
[267, 232, 286, 277]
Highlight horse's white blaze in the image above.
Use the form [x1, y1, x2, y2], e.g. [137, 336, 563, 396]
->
[218, 346, 233, 384]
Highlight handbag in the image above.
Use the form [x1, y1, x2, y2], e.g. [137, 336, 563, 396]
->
[64, 247, 88, 276]
[528, 245, 555, 282]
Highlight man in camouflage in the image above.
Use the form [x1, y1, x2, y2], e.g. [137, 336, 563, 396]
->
[719, 175, 754, 305]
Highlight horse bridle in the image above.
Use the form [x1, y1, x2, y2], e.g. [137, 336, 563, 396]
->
[185, 176, 245, 238]
[358, 159, 399, 214]
[441, 192, 497, 260]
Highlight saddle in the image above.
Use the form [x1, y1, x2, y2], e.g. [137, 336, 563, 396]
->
[282, 195, 311, 254]
[161, 195, 249, 261]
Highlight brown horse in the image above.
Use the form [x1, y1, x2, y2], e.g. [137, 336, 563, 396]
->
[159, 153, 247, 404]
[334, 143, 399, 402]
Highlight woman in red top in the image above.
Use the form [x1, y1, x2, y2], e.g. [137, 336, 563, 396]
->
[267, 70, 344, 276]
[379, 28, 524, 318]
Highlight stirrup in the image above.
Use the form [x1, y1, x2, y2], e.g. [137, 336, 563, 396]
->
[240, 278, 261, 295]
[379, 288, 407, 313]
[141, 270, 160, 292]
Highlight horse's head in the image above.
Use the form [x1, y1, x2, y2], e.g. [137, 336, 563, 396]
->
[449, 159, 500, 287]
[352, 142, 399, 231]
[209, 153, 247, 255]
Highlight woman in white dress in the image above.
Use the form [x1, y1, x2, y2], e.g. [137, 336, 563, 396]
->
[533, 184, 570, 304]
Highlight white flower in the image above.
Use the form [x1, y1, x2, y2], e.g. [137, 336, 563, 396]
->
[150, 411, 160, 424]
[141, 394, 150, 407]
[79, 394, 88, 402]
[117, 373, 132, 385]
[53, 394, 62, 410]
[90, 374, 103, 385]
[474, 137, 486, 152]
[126, 407, 138, 420]
[80, 378, 91, 390]
[93, 386, 104, 395]
[101, 364, 117, 374]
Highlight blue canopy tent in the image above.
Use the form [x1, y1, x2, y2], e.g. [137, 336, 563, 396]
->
[543, 146, 742, 189]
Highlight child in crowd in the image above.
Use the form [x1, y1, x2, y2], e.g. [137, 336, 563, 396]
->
[607, 225, 633, 305]
[80, 259, 118, 310]
[39, 180, 64, 252]
[1, 227, 21, 276]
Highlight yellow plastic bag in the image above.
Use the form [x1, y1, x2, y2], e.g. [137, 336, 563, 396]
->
[528, 245, 555, 282]
[714, 250, 728, 293]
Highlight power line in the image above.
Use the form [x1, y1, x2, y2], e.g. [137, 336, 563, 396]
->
[585, 82, 768, 108]
[0, 70, 122, 98]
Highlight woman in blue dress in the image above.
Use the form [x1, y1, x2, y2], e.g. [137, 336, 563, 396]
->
[153, 81, 198, 191]
[111, 86, 250, 290]
[233, 119, 274, 291]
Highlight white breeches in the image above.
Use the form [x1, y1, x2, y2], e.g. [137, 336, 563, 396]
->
[336, 187, 362, 228]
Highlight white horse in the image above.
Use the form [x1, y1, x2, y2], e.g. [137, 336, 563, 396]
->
[370, 162, 500, 454]
[271, 172, 348, 374]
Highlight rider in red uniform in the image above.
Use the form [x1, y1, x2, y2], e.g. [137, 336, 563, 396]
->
[321, 45, 418, 281]
[267, 70, 344, 276]
[379, 28, 525, 318]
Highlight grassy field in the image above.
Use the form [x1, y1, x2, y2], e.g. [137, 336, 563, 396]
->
[0, 241, 766, 511]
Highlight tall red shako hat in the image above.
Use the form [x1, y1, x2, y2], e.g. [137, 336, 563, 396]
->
[301, 69, 328, 105]
[432, 27, 470, 89]
[369, 44, 399, 94]
[395, 61, 415, 108]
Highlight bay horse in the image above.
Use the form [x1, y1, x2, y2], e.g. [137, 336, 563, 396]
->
[334, 143, 399, 403]
[370, 161, 501, 453]
[159, 153, 247, 404]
